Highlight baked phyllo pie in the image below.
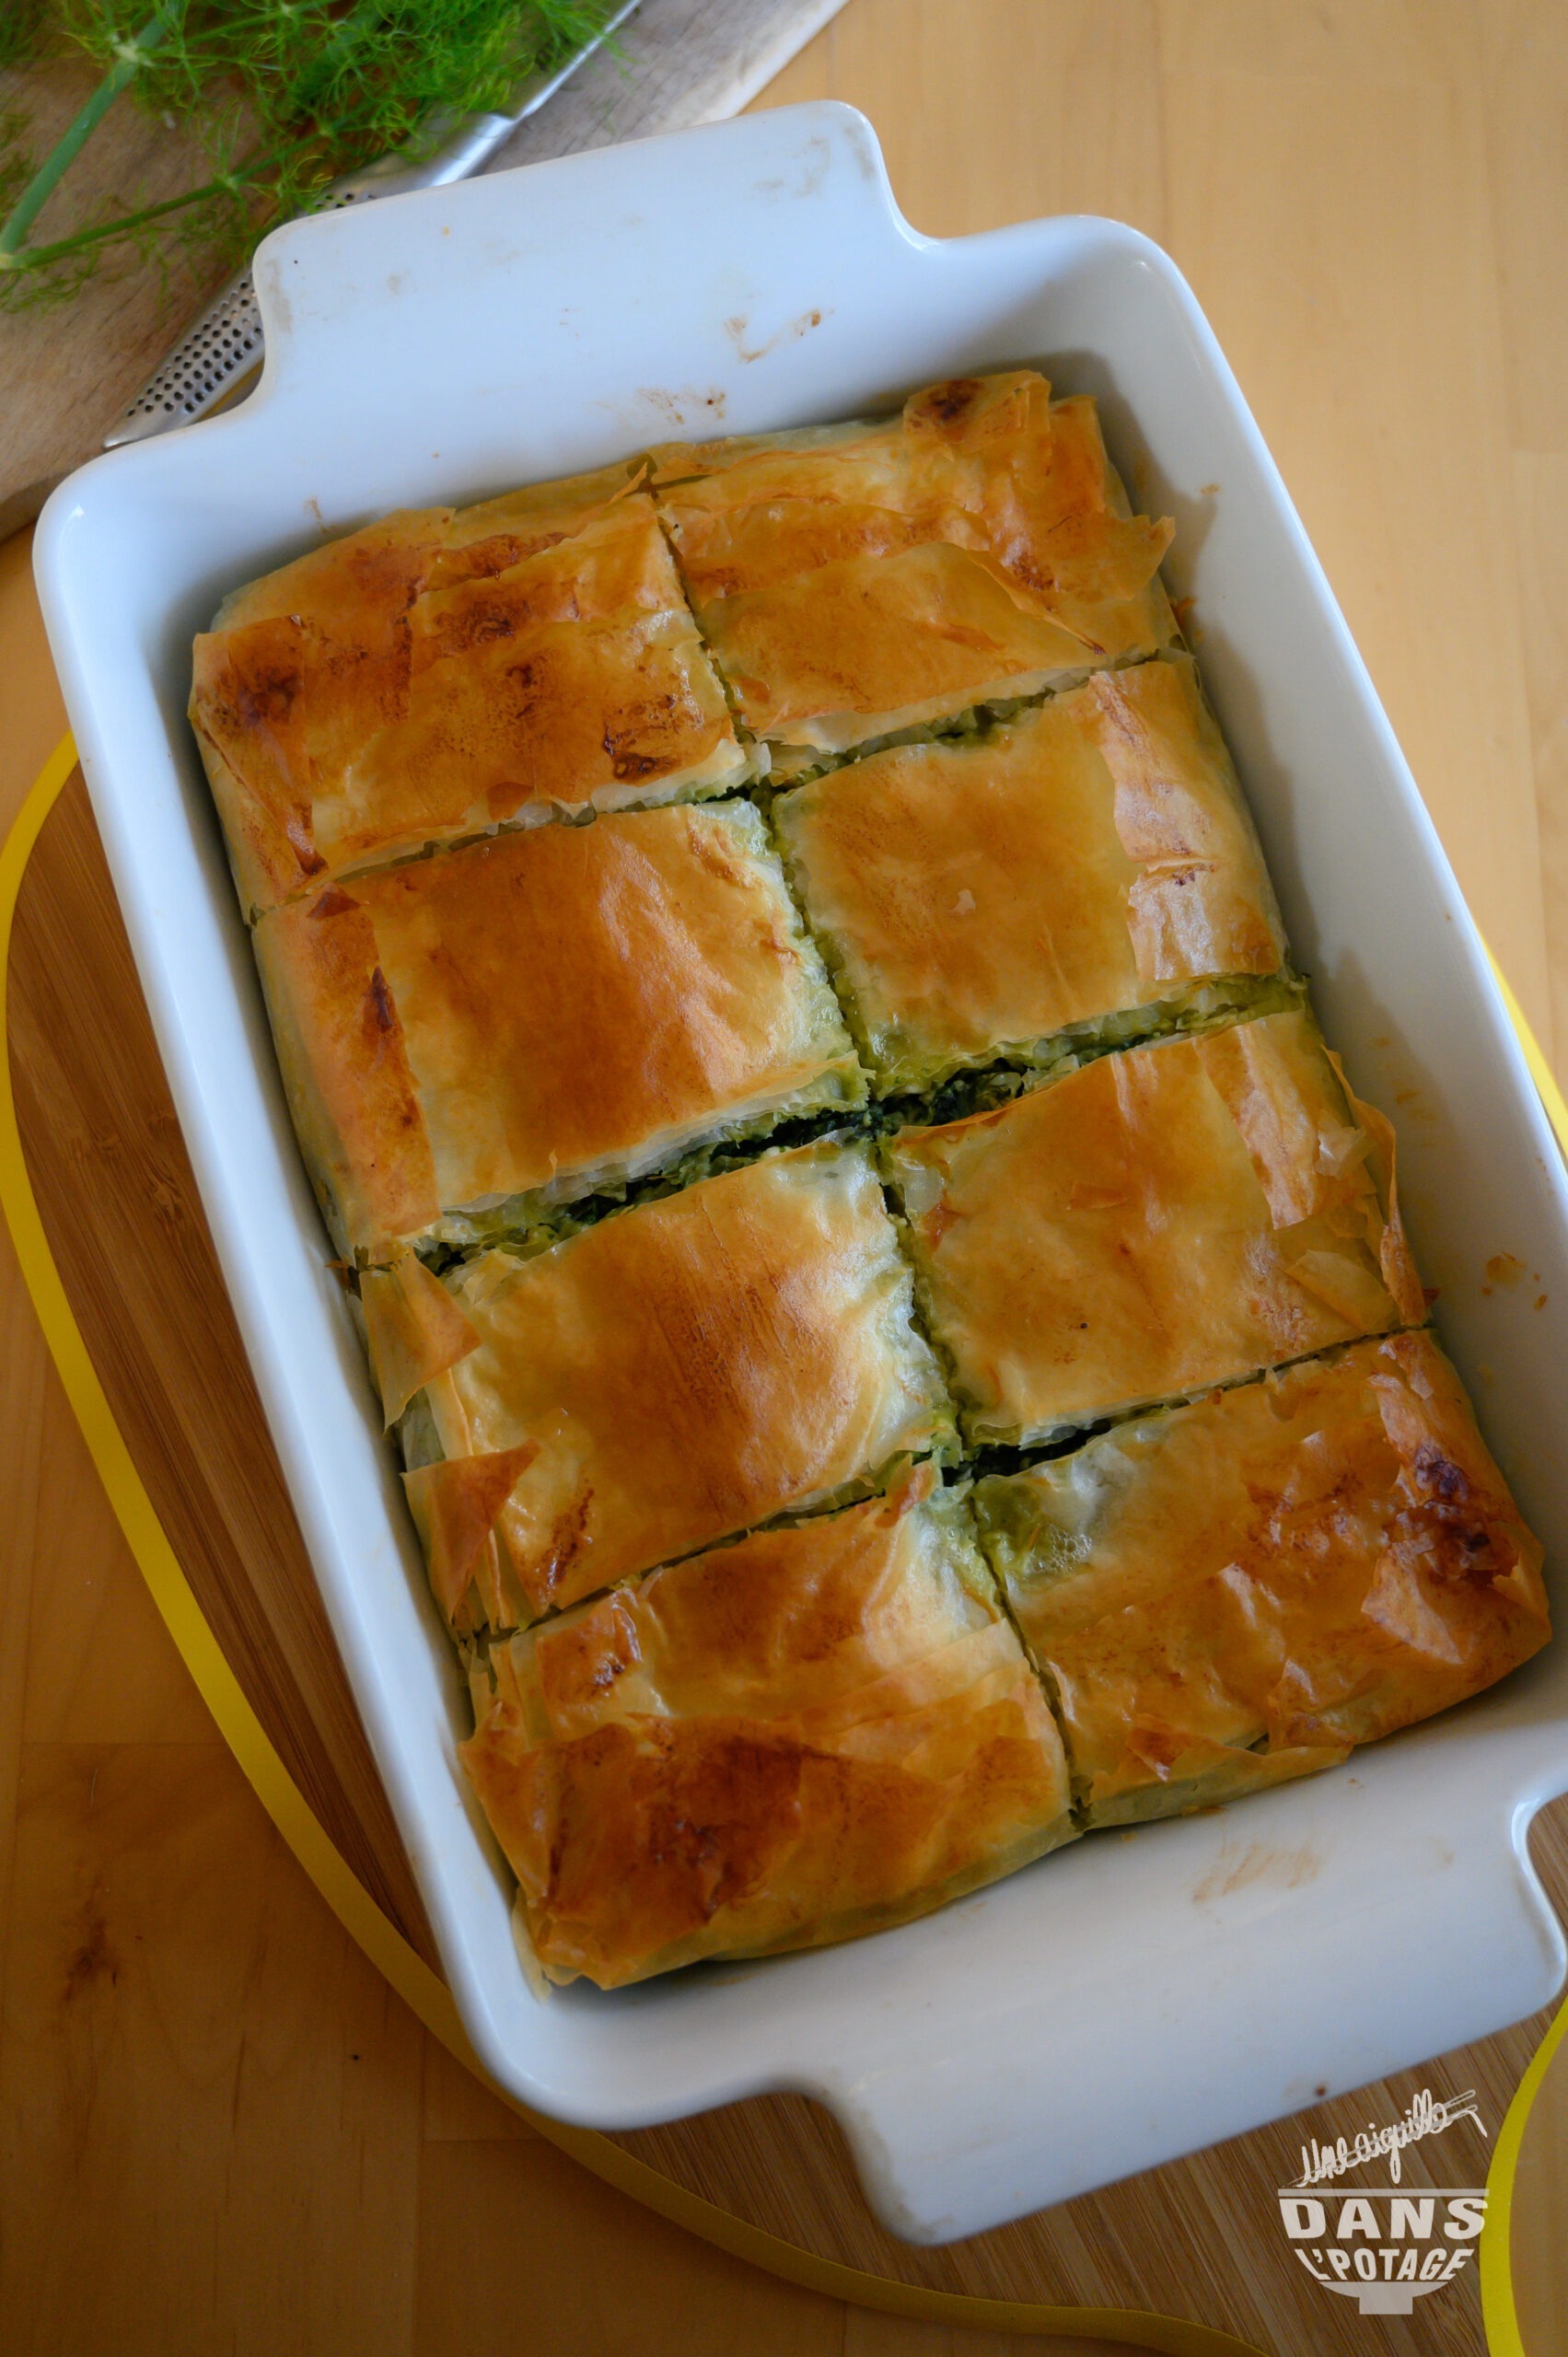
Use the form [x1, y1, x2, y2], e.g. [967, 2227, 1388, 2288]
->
[972, 1332, 1549, 1827]
[252, 800, 861, 1261]
[460, 1465, 1074, 1987]
[883, 1008, 1425, 1444]
[377, 1139, 954, 1629]
[652, 371, 1175, 776]
[190, 460, 751, 918]
[772, 654, 1286, 1093]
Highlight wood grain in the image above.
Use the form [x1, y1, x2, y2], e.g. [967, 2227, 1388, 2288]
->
[0, 0, 849, 532]
[1, 1744, 425, 2357]
[8, 742, 1568, 2357]
[6, 5, 1568, 2351]
[0, 54, 233, 540]
[7, 780, 437, 1970]
[614, 1922, 1561, 2352]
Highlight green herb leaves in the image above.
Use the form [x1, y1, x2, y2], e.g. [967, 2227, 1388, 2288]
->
[0, 0, 610, 308]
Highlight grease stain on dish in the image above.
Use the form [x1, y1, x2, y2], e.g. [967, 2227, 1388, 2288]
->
[1192, 1840, 1322, 1904]
[633, 385, 729, 429]
[792, 132, 834, 198]
[754, 134, 838, 203]
[724, 307, 827, 365]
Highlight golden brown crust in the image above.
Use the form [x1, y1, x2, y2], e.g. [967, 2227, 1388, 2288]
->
[1326, 1051, 1427, 1325]
[359, 1252, 479, 1428]
[192, 509, 447, 914]
[353, 503, 743, 848]
[773, 654, 1284, 1087]
[251, 802, 859, 1260]
[252, 882, 441, 1258]
[412, 1141, 952, 1626]
[209, 505, 450, 639]
[190, 473, 744, 916]
[1082, 659, 1285, 982]
[974, 1332, 1549, 1823]
[196, 399, 1526, 1985]
[460, 1470, 1074, 1986]
[692, 546, 1120, 752]
[424, 458, 650, 587]
[883, 1010, 1423, 1443]
[653, 374, 1175, 760]
[403, 1445, 540, 1625]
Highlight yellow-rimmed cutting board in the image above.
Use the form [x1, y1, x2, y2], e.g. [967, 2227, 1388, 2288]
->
[8, 759, 1564, 2357]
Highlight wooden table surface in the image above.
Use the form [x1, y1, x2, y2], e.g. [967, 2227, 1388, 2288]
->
[3, 6, 1567, 2351]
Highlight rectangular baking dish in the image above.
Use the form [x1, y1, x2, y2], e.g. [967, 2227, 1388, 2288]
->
[33, 102, 1568, 2246]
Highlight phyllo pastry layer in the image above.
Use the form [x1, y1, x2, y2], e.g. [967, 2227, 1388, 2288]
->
[883, 1009, 1425, 1444]
[973, 1332, 1549, 1826]
[190, 462, 751, 917]
[384, 1139, 954, 1629]
[461, 1466, 1074, 1987]
[652, 372, 1175, 773]
[252, 800, 861, 1261]
[772, 654, 1286, 1092]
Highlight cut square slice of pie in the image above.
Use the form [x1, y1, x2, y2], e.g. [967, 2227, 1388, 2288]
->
[461, 1464, 1074, 1987]
[651, 371, 1176, 775]
[252, 799, 862, 1261]
[190, 461, 752, 917]
[382, 1138, 955, 1629]
[972, 1332, 1549, 1826]
[772, 654, 1287, 1093]
[882, 1009, 1425, 1445]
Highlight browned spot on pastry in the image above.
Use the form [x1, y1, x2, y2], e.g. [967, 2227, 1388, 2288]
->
[284, 809, 326, 874]
[501, 656, 542, 709]
[552, 1722, 805, 1927]
[365, 968, 397, 1037]
[234, 660, 302, 728]
[1394, 1445, 1516, 1588]
[537, 1489, 596, 1604]
[921, 1202, 961, 1251]
[433, 594, 524, 652]
[913, 377, 984, 428]
[1127, 1721, 1186, 1778]
[588, 1648, 633, 1696]
[601, 731, 667, 783]
[1413, 1444, 1470, 1504]
[1401, 1509, 1505, 1587]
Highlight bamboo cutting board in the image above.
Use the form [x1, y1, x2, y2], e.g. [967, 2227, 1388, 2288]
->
[7, 761, 1565, 2357]
[0, 0, 847, 535]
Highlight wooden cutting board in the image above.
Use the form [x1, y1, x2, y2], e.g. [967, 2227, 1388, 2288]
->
[0, 0, 846, 536]
[8, 758, 1564, 2357]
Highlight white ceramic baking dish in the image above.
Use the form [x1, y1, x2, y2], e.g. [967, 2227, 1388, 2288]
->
[33, 103, 1568, 2246]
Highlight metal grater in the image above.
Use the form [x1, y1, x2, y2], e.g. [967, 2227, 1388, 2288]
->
[109, 265, 266, 443]
[104, 3, 639, 448]
[105, 161, 428, 445]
